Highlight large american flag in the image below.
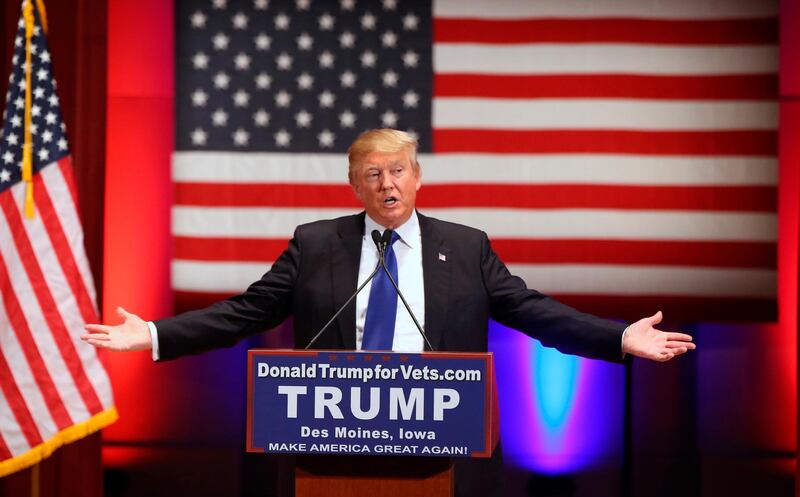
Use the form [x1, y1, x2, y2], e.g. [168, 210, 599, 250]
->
[174, 0, 778, 322]
[0, 1, 116, 476]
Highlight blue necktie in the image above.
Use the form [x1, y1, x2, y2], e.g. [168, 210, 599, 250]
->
[362, 231, 400, 350]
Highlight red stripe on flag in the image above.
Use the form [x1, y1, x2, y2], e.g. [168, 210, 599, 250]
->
[173, 237, 774, 269]
[434, 74, 778, 100]
[0, 350, 43, 448]
[0, 432, 13, 460]
[0, 246, 72, 430]
[433, 17, 778, 44]
[433, 129, 778, 155]
[175, 237, 289, 262]
[490, 239, 775, 268]
[0, 194, 103, 416]
[33, 175, 99, 324]
[175, 183, 776, 211]
[550, 294, 777, 323]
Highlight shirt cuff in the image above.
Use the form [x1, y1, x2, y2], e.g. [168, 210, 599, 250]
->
[147, 321, 160, 362]
[621, 325, 630, 359]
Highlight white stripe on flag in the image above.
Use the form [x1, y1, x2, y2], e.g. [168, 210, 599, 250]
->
[172, 259, 776, 298]
[173, 152, 778, 186]
[172, 206, 777, 241]
[0, 390, 31, 457]
[433, 44, 778, 75]
[432, 99, 778, 130]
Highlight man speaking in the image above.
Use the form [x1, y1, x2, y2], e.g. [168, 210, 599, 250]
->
[82, 128, 695, 496]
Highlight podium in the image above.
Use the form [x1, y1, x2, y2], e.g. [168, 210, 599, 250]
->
[246, 350, 499, 497]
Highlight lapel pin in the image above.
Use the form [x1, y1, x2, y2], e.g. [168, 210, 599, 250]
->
[438, 253, 447, 262]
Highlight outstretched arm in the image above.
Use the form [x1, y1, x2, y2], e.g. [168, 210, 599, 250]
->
[622, 311, 695, 361]
[81, 307, 152, 352]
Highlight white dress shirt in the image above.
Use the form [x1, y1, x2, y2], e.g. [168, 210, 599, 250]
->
[356, 211, 425, 352]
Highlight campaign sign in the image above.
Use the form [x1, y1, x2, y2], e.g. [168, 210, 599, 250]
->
[246, 350, 495, 458]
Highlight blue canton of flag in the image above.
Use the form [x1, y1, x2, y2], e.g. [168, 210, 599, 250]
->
[176, 0, 433, 152]
[0, 9, 69, 193]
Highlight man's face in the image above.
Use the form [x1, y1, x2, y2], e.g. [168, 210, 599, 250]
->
[351, 149, 421, 229]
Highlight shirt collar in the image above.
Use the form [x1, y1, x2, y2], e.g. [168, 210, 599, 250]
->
[364, 210, 420, 249]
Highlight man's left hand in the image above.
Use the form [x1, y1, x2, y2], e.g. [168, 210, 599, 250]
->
[622, 311, 695, 361]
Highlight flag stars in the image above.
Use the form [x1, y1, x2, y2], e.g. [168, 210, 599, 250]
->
[213, 0, 227, 9]
[382, 69, 398, 87]
[360, 90, 377, 108]
[255, 33, 272, 50]
[402, 50, 418, 68]
[0, 169, 10, 182]
[191, 89, 208, 106]
[31, 105, 41, 117]
[233, 128, 250, 146]
[191, 128, 207, 145]
[274, 13, 291, 30]
[318, 90, 335, 108]
[295, 110, 313, 127]
[318, 129, 335, 148]
[38, 149, 49, 162]
[340, 0, 355, 10]
[339, 31, 356, 48]
[339, 110, 356, 128]
[234, 52, 251, 70]
[192, 52, 210, 69]
[57, 138, 67, 151]
[232, 12, 249, 29]
[382, 0, 397, 10]
[255, 72, 272, 89]
[340, 70, 357, 88]
[40, 50, 50, 63]
[253, 109, 270, 127]
[190, 11, 207, 28]
[14, 97, 24, 110]
[276, 52, 293, 70]
[274, 129, 291, 147]
[296, 0, 311, 10]
[275, 90, 292, 107]
[212, 32, 230, 50]
[48, 94, 58, 107]
[361, 12, 377, 30]
[297, 72, 314, 90]
[42, 130, 53, 143]
[360, 50, 377, 68]
[44, 112, 56, 125]
[318, 51, 335, 68]
[33, 87, 45, 99]
[381, 110, 398, 127]
[10, 115, 21, 128]
[254, 0, 269, 9]
[402, 90, 419, 108]
[402, 12, 419, 30]
[212, 109, 229, 126]
[213, 71, 231, 89]
[233, 89, 250, 107]
[2, 151, 13, 164]
[381, 31, 398, 48]
[297, 33, 314, 51]
[318, 13, 335, 30]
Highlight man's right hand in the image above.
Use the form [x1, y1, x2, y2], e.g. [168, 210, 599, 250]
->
[81, 307, 152, 352]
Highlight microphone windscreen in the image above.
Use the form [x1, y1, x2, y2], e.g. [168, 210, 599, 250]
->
[371, 230, 382, 248]
[382, 229, 393, 245]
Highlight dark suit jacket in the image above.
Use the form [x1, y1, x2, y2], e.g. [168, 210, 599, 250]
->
[156, 211, 625, 361]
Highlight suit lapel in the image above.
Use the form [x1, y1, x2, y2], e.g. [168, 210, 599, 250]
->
[331, 213, 364, 349]
[419, 212, 450, 351]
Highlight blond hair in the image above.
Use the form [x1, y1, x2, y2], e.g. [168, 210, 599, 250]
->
[347, 129, 420, 184]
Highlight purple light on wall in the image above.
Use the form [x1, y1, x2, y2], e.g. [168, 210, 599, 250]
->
[489, 321, 625, 474]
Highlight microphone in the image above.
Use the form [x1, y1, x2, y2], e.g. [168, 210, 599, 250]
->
[304, 230, 384, 349]
[377, 230, 436, 351]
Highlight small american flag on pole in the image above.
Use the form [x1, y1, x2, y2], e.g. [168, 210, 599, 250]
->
[173, 0, 778, 322]
[0, 0, 116, 476]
